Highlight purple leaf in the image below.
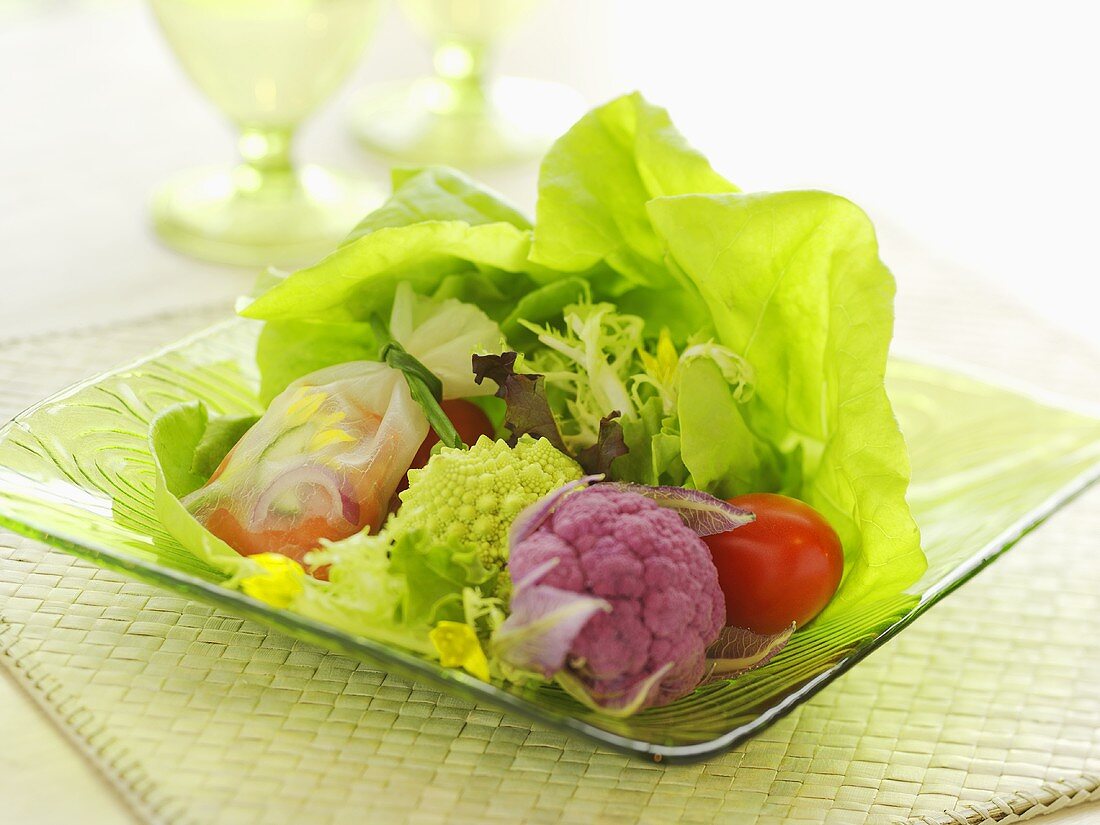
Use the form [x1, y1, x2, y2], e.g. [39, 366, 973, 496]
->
[471, 352, 568, 453]
[492, 576, 610, 678]
[701, 623, 794, 684]
[507, 475, 604, 546]
[604, 483, 754, 536]
[576, 412, 629, 476]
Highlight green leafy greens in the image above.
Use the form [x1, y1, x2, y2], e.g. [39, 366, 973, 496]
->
[531, 91, 736, 289]
[159, 91, 925, 660]
[648, 192, 924, 611]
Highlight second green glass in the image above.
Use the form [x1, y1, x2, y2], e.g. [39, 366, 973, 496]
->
[150, 0, 386, 267]
[350, 0, 585, 167]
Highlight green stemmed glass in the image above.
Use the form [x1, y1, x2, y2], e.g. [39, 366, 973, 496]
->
[149, 0, 386, 267]
[349, 0, 585, 167]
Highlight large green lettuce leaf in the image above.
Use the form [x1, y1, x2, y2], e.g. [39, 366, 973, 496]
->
[344, 166, 532, 241]
[254, 319, 376, 406]
[530, 91, 736, 291]
[241, 220, 532, 323]
[647, 191, 925, 611]
[244, 167, 543, 399]
[241, 167, 542, 325]
[677, 358, 780, 498]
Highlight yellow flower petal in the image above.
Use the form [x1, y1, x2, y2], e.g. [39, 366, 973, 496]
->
[285, 390, 327, 426]
[639, 328, 680, 388]
[638, 349, 660, 377]
[429, 621, 490, 681]
[656, 327, 679, 377]
[317, 409, 347, 427]
[309, 428, 356, 451]
[239, 553, 305, 609]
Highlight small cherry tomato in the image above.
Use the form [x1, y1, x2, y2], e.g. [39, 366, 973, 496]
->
[702, 493, 843, 634]
[409, 399, 495, 470]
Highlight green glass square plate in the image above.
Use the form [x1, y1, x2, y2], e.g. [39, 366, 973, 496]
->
[0, 318, 1098, 763]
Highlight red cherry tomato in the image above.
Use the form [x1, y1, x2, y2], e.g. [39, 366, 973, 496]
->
[702, 493, 843, 634]
[409, 399, 495, 470]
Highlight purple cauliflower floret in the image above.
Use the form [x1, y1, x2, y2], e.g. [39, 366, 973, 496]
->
[494, 485, 726, 714]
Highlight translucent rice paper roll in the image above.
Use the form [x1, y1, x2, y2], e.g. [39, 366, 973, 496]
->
[183, 284, 502, 569]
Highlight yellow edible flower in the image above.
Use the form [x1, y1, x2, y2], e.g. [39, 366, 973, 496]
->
[286, 389, 356, 452]
[429, 621, 490, 681]
[309, 427, 356, 451]
[285, 389, 327, 426]
[239, 553, 305, 608]
[638, 327, 679, 388]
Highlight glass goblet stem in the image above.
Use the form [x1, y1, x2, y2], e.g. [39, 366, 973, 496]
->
[236, 126, 296, 192]
[432, 38, 491, 112]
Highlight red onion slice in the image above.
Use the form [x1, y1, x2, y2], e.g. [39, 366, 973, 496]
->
[340, 491, 361, 527]
[251, 464, 352, 528]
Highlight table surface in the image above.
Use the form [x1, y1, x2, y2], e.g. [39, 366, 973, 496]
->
[2, 2, 1097, 823]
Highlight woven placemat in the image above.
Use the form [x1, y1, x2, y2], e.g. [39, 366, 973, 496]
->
[1, 244, 1099, 824]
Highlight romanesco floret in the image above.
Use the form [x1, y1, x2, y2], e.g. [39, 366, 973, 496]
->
[391, 435, 583, 569]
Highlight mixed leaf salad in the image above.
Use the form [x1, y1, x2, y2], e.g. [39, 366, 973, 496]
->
[151, 93, 926, 716]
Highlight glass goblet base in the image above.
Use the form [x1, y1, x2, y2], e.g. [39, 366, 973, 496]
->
[349, 76, 586, 168]
[151, 164, 383, 268]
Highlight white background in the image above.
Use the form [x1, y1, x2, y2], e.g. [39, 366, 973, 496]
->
[1, 0, 1098, 352]
[544, 0, 1100, 352]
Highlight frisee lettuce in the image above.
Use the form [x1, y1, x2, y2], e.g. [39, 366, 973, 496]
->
[519, 301, 776, 500]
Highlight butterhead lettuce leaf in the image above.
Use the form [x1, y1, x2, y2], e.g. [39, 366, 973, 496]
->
[241, 166, 542, 325]
[345, 166, 531, 241]
[244, 167, 545, 399]
[254, 319, 377, 405]
[647, 191, 925, 611]
[530, 91, 736, 292]
[241, 220, 532, 323]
